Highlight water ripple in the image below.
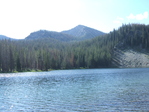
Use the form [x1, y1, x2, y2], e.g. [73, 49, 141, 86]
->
[0, 68, 149, 111]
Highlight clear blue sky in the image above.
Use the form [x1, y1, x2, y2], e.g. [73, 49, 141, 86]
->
[0, 0, 148, 39]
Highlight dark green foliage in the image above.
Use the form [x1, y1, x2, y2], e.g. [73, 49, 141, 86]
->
[0, 24, 149, 72]
[116, 24, 149, 49]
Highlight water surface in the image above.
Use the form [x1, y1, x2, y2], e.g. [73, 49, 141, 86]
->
[0, 68, 149, 111]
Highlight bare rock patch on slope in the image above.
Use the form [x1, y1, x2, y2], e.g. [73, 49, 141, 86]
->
[112, 48, 149, 68]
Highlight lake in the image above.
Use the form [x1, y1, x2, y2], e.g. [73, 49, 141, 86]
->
[0, 68, 149, 111]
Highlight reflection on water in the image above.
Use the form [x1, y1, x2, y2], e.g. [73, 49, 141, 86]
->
[0, 68, 149, 111]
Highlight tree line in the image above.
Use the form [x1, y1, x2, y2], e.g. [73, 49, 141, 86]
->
[0, 23, 149, 72]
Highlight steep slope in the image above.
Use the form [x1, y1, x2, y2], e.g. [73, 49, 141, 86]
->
[112, 48, 149, 68]
[111, 24, 149, 68]
[25, 30, 75, 41]
[62, 25, 105, 40]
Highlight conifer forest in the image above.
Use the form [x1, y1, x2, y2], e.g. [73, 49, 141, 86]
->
[0, 24, 149, 72]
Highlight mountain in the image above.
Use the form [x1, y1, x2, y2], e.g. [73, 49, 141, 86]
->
[1, 23, 149, 72]
[25, 25, 105, 41]
[62, 25, 105, 40]
[25, 30, 75, 41]
[0, 35, 11, 40]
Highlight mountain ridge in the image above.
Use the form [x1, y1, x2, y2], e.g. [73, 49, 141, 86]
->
[0, 25, 105, 40]
[62, 25, 105, 40]
[25, 25, 105, 41]
[0, 35, 12, 40]
[0, 23, 149, 72]
[25, 30, 75, 41]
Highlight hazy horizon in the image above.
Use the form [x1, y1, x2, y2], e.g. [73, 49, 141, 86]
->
[0, 0, 148, 39]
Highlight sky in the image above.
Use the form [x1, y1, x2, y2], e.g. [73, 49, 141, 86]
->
[0, 0, 149, 39]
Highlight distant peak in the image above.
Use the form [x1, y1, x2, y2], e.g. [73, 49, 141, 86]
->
[77, 25, 86, 27]
[77, 24, 85, 26]
[76, 25, 96, 30]
[62, 24, 105, 40]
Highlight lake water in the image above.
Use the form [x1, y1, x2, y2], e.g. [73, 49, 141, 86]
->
[0, 68, 149, 112]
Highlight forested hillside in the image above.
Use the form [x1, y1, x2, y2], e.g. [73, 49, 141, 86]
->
[115, 24, 149, 49]
[25, 30, 75, 41]
[0, 24, 149, 72]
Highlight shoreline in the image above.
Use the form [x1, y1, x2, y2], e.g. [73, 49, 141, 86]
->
[0, 67, 149, 75]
